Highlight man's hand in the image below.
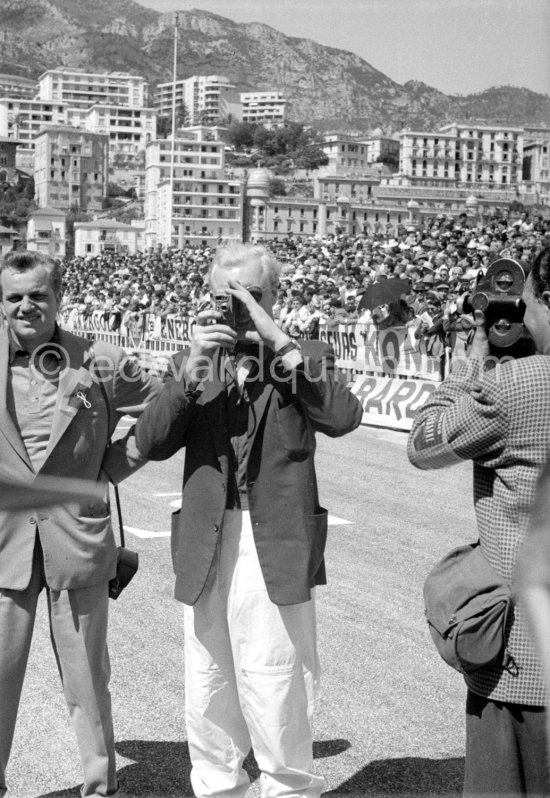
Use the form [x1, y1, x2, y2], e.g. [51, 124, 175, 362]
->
[468, 309, 491, 361]
[226, 279, 289, 351]
[185, 308, 237, 385]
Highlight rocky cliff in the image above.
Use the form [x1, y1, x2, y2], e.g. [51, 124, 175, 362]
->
[1, 0, 549, 132]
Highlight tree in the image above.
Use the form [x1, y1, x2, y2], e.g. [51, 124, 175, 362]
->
[156, 115, 171, 139]
[226, 121, 256, 151]
[0, 181, 36, 230]
[269, 177, 287, 197]
[294, 144, 329, 175]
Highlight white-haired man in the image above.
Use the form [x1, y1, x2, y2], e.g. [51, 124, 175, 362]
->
[135, 243, 363, 797]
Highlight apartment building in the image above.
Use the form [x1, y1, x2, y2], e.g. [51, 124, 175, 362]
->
[0, 98, 68, 167]
[145, 136, 243, 247]
[26, 206, 67, 257]
[84, 104, 157, 157]
[37, 68, 148, 126]
[0, 73, 37, 100]
[399, 123, 524, 187]
[523, 129, 550, 205]
[0, 137, 19, 185]
[320, 135, 370, 175]
[154, 75, 240, 125]
[33, 127, 109, 212]
[239, 91, 286, 127]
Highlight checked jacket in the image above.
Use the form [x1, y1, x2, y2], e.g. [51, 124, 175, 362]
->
[408, 355, 550, 706]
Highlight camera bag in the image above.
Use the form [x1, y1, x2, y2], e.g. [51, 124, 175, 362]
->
[423, 542, 514, 675]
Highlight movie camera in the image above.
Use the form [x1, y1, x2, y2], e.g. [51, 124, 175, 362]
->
[457, 258, 533, 354]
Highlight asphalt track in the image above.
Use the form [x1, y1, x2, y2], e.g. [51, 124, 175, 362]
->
[6, 423, 476, 798]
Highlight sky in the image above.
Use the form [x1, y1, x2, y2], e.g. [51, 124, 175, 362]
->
[135, 0, 550, 96]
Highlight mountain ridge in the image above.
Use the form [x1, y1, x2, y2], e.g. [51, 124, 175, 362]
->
[1, 0, 549, 133]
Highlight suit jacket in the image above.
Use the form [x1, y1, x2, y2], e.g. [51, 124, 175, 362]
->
[135, 340, 363, 606]
[408, 355, 550, 705]
[0, 328, 160, 591]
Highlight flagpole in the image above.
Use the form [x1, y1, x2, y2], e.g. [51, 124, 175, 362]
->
[169, 12, 178, 247]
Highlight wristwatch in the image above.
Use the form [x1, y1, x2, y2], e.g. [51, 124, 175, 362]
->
[275, 340, 302, 358]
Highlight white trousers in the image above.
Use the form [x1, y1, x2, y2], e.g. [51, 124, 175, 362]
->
[184, 510, 324, 798]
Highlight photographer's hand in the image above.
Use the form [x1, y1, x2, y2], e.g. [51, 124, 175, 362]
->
[468, 309, 491, 362]
[185, 309, 237, 386]
[226, 279, 289, 351]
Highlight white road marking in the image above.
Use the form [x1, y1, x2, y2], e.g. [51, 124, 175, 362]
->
[126, 509, 353, 539]
[125, 525, 170, 539]
[328, 515, 353, 526]
[168, 500, 352, 525]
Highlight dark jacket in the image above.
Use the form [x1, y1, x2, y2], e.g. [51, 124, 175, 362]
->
[135, 340, 363, 606]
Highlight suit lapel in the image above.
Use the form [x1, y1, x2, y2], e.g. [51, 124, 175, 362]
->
[42, 335, 94, 463]
[0, 334, 34, 471]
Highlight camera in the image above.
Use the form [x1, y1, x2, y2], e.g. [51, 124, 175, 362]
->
[457, 258, 533, 353]
[213, 292, 235, 328]
[213, 286, 263, 328]
[108, 547, 139, 600]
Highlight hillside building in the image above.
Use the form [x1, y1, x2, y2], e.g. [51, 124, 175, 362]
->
[0, 225, 20, 256]
[37, 69, 148, 124]
[0, 74, 37, 100]
[26, 206, 67, 257]
[522, 130, 550, 206]
[74, 218, 145, 257]
[84, 103, 157, 158]
[33, 127, 109, 212]
[145, 136, 244, 248]
[320, 134, 370, 175]
[0, 98, 68, 168]
[0, 137, 20, 185]
[154, 76, 240, 126]
[239, 91, 286, 127]
[398, 123, 524, 187]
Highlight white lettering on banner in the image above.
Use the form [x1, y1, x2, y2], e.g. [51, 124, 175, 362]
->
[320, 322, 442, 381]
[63, 310, 195, 350]
[351, 375, 437, 431]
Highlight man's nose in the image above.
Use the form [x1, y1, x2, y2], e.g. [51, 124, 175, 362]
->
[20, 296, 34, 312]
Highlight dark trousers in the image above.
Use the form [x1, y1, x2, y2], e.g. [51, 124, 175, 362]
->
[464, 690, 550, 797]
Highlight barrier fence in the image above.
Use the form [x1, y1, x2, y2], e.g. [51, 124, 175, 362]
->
[2, 309, 444, 431]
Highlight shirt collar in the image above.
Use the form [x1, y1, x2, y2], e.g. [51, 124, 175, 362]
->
[8, 324, 62, 365]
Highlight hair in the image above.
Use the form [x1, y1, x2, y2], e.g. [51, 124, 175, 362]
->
[209, 243, 281, 293]
[529, 246, 550, 298]
[0, 251, 63, 299]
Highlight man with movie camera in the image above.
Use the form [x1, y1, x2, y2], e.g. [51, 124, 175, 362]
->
[134, 242, 363, 798]
[0, 251, 160, 798]
[408, 247, 550, 796]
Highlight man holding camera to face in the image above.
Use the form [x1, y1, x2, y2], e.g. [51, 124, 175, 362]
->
[134, 243, 363, 798]
[408, 247, 550, 797]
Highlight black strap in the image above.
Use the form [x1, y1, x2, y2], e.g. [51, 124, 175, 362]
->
[92, 344, 126, 549]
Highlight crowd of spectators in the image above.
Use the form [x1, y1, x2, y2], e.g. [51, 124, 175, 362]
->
[58, 209, 550, 354]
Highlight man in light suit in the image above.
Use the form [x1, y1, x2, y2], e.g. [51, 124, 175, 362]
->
[135, 243, 363, 797]
[408, 246, 550, 796]
[0, 251, 160, 797]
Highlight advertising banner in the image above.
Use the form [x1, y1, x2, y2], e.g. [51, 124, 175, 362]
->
[319, 321, 443, 382]
[350, 375, 437, 431]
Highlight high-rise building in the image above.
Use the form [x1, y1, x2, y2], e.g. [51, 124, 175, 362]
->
[145, 136, 244, 247]
[84, 104, 157, 157]
[0, 73, 37, 100]
[33, 126, 109, 212]
[154, 76, 240, 125]
[37, 68, 148, 126]
[239, 91, 286, 127]
[0, 98, 68, 168]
